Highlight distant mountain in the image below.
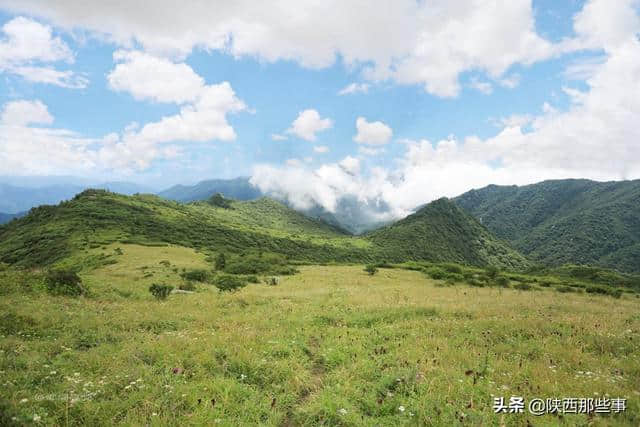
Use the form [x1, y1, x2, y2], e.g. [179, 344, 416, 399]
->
[454, 179, 640, 273]
[158, 177, 262, 202]
[0, 181, 153, 213]
[366, 198, 530, 270]
[0, 211, 26, 225]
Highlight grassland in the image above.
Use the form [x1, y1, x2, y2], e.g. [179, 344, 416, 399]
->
[1, 244, 638, 426]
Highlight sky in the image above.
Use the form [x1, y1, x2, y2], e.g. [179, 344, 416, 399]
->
[0, 0, 639, 219]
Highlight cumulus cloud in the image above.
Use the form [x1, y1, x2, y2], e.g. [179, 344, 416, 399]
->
[0, 16, 87, 88]
[0, 0, 585, 97]
[353, 117, 392, 146]
[108, 50, 205, 104]
[250, 0, 640, 222]
[313, 145, 329, 153]
[338, 82, 369, 95]
[468, 77, 493, 94]
[286, 109, 332, 141]
[1, 99, 53, 126]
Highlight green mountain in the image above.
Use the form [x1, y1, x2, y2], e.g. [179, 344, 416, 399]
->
[366, 198, 530, 269]
[158, 177, 262, 202]
[0, 190, 529, 270]
[454, 179, 640, 272]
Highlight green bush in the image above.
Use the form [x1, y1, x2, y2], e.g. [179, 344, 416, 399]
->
[364, 264, 379, 275]
[214, 275, 247, 292]
[180, 269, 212, 282]
[440, 263, 463, 274]
[485, 265, 500, 279]
[224, 252, 297, 276]
[246, 275, 260, 283]
[45, 269, 86, 297]
[215, 253, 226, 270]
[468, 278, 485, 287]
[265, 277, 280, 286]
[494, 276, 510, 287]
[556, 285, 576, 293]
[425, 267, 446, 280]
[149, 283, 173, 300]
[444, 272, 464, 283]
[513, 282, 532, 291]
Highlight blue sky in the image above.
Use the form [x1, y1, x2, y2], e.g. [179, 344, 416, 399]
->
[0, 0, 638, 216]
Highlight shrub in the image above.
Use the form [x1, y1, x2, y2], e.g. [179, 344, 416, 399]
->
[586, 285, 609, 295]
[180, 269, 212, 282]
[485, 265, 500, 279]
[444, 273, 464, 283]
[246, 275, 260, 283]
[179, 281, 197, 291]
[440, 263, 462, 274]
[265, 277, 280, 286]
[45, 269, 86, 297]
[224, 252, 296, 275]
[364, 264, 379, 275]
[425, 267, 446, 280]
[215, 253, 226, 270]
[149, 283, 173, 300]
[513, 282, 532, 291]
[468, 278, 485, 287]
[214, 275, 247, 292]
[556, 285, 576, 293]
[208, 193, 232, 209]
[494, 276, 510, 287]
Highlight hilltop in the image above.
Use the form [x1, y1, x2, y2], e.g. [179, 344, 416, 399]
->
[0, 190, 529, 270]
[367, 198, 530, 270]
[454, 179, 640, 272]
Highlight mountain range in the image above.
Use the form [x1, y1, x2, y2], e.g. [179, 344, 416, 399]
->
[1, 176, 638, 272]
[454, 179, 640, 273]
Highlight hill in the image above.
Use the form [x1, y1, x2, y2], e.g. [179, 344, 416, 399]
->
[366, 198, 530, 270]
[0, 181, 153, 213]
[158, 177, 262, 202]
[454, 179, 640, 272]
[0, 190, 529, 270]
[0, 211, 25, 224]
[0, 190, 369, 268]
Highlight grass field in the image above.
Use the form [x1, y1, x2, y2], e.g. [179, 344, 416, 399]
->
[1, 245, 639, 425]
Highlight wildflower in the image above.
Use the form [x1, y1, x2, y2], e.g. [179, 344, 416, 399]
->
[240, 374, 247, 380]
[33, 414, 41, 422]
[398, 406, 406, 412]
[338, 408, 348, 415]
[152, 412, 157, 416]
[50, 371, 57, 375]
[20, 398, 28, 404]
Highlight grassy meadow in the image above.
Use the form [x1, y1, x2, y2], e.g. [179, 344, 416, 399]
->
[1, 244, 639, 425]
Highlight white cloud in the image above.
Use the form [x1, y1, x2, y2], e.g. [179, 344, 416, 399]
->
[468, 77, 493, 94]
[0, 16, 87, 88]
[286, 109, 332, 141]
[313, 145, 329, 153]
[358, 146, 385, 156]
[271, 133, 288, 141]
[339, 156, 360, 175]
[353, 117, 392, 146]
[250, 1, 640, 221]
[498, 73, 521, 89]
[338, 82, 369, 95]
[108, 50, 205, 104]
[0, 0, 589, 97]
[1, 99, 53, 126]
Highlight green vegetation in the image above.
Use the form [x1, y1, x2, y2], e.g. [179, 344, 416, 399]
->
[44, 268, 86, 297]
[213, 274, 249, 292]
[149, 283, 174, 300]
[455, 178, 640, 272]
[0, 190, 532, 271]
[364, 264, 378, 275]
[1, 259, 638, 425]
[367, 198, 530, 270]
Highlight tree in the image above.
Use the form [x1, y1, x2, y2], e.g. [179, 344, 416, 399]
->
[149, 283, 173, 300]
[364, 264, 378, 276]
[215, 253, 226, 270]
[208, 193, 232, 209]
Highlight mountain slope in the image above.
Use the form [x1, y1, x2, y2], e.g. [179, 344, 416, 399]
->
[454, 179, 640, 272]
[0, 190, 530, 270]
[0, 190, 368, 267]
[158, 177, 262, 202]
[366, 198, 530, 270]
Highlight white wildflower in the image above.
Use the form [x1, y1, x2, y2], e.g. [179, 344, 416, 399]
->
[398, 406, 406, 412]
[338, 408, 347, 415]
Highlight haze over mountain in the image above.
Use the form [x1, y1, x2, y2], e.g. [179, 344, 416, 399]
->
[454, 179, 640, 273]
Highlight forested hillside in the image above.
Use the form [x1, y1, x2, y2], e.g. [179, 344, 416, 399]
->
[455, 179, 640, 272]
